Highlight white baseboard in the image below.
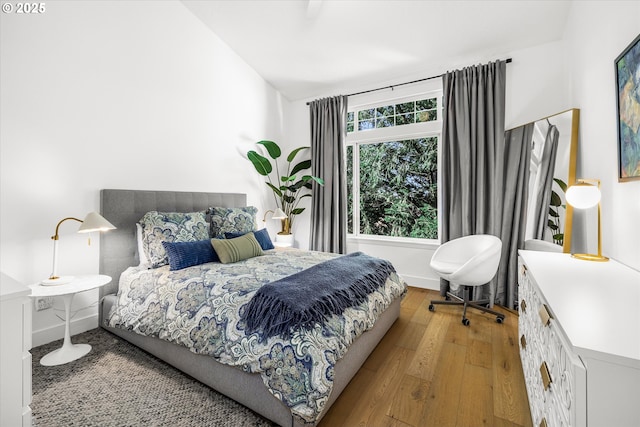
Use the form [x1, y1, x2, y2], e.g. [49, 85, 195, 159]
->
[399, 274, 440, 291]
[31, 314, 99, 348]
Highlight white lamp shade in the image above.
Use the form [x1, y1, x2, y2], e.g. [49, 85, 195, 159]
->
[272, 208, 288, 220]
[566, 183, 601, 209]
[78, 212, 116, 233]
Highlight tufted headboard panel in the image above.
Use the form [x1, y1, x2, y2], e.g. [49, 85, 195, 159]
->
[99, 189, 247, 298]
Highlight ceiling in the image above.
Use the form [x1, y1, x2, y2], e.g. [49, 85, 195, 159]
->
[182, 0, 572, 101]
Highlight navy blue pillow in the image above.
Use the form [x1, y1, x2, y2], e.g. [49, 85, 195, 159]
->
[162, 240, 218, 270]
[224, 228, 275, 250]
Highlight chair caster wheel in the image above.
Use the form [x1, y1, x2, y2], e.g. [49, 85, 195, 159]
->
[462, 318, 470, 326]
[428, 304, 435, 312]
[496, 316, 504, 324]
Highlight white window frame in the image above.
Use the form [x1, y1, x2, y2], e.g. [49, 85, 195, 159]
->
[346, 81, 443, 244]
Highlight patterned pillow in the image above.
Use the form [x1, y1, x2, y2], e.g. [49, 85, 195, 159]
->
[139, 211, 209, 268]
[207, 206, 258, 238]
[210, 233, 263, 264]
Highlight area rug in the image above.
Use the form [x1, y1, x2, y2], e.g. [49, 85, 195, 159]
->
[31, 328, 277, 426]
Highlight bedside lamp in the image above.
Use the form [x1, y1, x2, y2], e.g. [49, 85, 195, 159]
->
[43, 212, 116, 285]
[565, 179, 608, 262]
[262, 208, 287, 223]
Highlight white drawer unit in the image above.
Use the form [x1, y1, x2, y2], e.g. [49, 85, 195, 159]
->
[0, 272, 32, 427]
[518, 251, 640, 427]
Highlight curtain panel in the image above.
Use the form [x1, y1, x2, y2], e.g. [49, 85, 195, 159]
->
[309, 96, 348, 254]
[497, 124, 534, 308]
[532, 124, 560, 240]
[440, 60, 507, 302]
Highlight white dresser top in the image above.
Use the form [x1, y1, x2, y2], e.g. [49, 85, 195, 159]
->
[0, 272, 30, 301]
[519, 250, 640, 362]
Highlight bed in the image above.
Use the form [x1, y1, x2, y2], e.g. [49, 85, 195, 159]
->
[98, 189, 405, 427]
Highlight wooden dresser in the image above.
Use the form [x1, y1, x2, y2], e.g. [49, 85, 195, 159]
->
[517, 251, 640, 427]
[0, 272, 32, 427]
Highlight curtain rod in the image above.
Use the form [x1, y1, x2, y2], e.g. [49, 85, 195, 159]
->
[307, 58, 512, 105]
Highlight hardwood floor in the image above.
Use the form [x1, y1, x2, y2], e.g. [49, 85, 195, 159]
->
[318, 287, 533, 427]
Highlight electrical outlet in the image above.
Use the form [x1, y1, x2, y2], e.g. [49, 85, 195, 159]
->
[35, 296, 54, 311]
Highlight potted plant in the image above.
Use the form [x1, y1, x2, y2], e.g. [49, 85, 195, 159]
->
[247, 140, 324, 239]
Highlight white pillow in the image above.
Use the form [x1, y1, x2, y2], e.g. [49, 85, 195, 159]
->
[136, 223, 150, 267]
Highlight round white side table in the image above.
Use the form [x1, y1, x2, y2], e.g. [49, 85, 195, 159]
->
[29, 274, 111, 366]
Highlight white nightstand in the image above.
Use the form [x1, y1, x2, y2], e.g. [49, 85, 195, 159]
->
[29, 275, 111, 366]
[273, 241, 293, 248]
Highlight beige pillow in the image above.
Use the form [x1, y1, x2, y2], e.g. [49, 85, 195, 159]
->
[211, 233, 263, 264]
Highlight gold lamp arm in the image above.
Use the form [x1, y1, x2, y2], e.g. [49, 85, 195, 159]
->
[262, 210, 274, 223]
[51, 217, 83, 241]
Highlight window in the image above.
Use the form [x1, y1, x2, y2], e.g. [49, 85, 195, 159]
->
[346, 89, 442, 241]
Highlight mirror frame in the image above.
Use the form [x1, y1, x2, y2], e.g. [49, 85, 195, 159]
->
[510, 108, 579, 253]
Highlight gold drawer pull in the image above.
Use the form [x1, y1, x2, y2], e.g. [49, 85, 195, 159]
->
[538, 304, 553, 326]
[520, 335, 527, 349]
[520, 299, 527, 312]
[539, 418, 548, 427]
[540, 361, 552, 390]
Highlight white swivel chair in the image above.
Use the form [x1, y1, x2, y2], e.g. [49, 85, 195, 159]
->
[524, 239, 563, 252]
[428, 234, 505, 326]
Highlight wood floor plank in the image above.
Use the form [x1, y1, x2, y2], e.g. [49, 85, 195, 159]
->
[405, 312, 450, 381]
[456, 364, 495, 427]
[410, 297, 437, 326]
[444, 314, 469, 346]
[467, 338, 492, 369]
[341, 346, 415, 427]
[387, 374, 430, 426]
[419, 341, 466, 426]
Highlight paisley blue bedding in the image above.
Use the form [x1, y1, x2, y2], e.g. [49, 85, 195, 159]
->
[107, 249, 406, 424]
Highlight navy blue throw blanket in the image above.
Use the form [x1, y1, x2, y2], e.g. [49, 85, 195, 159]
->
[242, 252, 395, 342]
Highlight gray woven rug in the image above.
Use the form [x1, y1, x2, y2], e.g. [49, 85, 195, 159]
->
[31, 328, 278, 427]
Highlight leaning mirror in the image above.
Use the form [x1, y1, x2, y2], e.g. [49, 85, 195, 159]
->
[509, 109, 579, 253]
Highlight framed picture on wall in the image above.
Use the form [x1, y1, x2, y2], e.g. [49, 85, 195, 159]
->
[615, 32, 640, 182]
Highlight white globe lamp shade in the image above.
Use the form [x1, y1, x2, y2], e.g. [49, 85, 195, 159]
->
[566, 183, 601, 209]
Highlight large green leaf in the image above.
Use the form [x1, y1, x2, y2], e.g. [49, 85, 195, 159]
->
[549, 191, 562, 206]
[265, 182, 282, 197]
[302, 175, 325, 186]
[290, 159, 311, 176]
[553, 177, 567, 192]
[291, 208, 305, 215]
[257, 140, 281, 160]
[247, 151, 272, 176]
[287, 146, 309, 162]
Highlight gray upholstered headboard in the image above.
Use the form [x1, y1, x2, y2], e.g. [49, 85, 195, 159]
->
[99, 189, 247, 298]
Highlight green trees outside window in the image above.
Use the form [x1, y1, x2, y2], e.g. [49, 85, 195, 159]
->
[347, 137, 438, 239]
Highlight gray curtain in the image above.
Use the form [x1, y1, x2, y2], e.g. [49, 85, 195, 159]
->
[495, 124, 533, 308]
[440, 60, 506, 301]
[532, 124, 560, 239]
[309, 96, 348, 254]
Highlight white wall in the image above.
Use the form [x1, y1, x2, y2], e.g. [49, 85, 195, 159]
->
[0, 1, 287, 345]
[288, 39, 570, 290]
[564, 1, 640, 271]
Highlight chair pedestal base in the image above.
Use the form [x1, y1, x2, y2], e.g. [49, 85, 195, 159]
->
[429, 287, 505, 326]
